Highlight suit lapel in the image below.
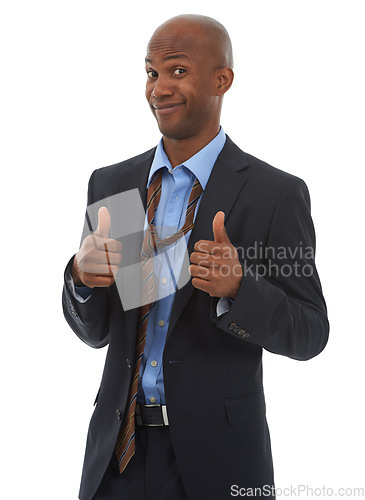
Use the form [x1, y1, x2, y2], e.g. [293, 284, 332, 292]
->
[166, 136, 250, 342]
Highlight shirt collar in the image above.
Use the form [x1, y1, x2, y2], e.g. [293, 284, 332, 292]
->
[147, 127, 226, 189]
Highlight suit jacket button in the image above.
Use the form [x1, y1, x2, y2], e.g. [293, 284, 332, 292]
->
[126, 358, 131, 368]
[116, 410, 122, 420]
[229, 322, 237, 331]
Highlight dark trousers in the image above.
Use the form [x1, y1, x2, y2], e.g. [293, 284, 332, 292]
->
[93, 426, 188, 499]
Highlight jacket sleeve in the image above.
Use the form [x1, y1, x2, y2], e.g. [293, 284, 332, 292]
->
[212, 177, 329, 361]
[62, 170, 110, 349]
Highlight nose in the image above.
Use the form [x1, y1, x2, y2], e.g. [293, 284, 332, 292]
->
[151, 76, 174, 99]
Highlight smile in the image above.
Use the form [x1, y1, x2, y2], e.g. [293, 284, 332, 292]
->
[152, 103, 183, 115]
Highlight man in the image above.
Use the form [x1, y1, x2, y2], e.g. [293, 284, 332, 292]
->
[63, 14, 329, 500]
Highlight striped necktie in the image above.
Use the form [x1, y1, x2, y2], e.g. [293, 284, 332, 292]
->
[114, 167, 203, 473]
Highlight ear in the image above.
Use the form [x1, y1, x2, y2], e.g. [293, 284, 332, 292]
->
[215, 67, 234, 96]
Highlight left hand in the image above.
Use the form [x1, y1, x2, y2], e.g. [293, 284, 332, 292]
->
[189, 211, 243, 299]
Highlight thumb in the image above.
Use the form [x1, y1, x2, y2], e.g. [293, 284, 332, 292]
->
[212, 211, 230, 243]
[95, 206, 111, 238]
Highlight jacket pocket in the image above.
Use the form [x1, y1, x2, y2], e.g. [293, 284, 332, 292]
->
[224, 391, 266, 425]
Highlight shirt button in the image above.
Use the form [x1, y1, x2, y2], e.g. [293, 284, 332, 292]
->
[161, 278, 167, 285]
[151, 360, 158, 367]
[150, 396, 157, 403]
[159, 319, 165, 327]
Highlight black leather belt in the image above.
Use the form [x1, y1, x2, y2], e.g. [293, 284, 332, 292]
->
[136, 404, 169, 426]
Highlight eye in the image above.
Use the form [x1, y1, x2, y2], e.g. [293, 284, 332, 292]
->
[147, 70, 158, 78]
[173, 68, 186, 76]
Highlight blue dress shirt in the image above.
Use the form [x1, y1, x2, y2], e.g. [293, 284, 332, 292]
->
[138, 128, 226, 404]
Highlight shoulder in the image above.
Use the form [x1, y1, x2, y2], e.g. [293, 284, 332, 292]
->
[87, 147, 156, 203]
[92, 147, 156, 183]
[224, 135, 310, 201]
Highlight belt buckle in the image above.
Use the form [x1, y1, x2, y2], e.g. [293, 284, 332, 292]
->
[136, 404, 169, 426]
[135, 404, 143, 426]
[161, 405, 169, 425]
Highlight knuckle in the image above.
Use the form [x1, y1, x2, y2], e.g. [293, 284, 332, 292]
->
[202, 267, 210, 278]
[192, 277, 199, 287]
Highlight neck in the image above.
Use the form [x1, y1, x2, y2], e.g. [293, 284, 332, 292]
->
[162, 125, 221, 168]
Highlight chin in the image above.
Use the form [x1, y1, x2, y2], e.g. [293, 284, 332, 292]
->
[156, 121, 194, 141]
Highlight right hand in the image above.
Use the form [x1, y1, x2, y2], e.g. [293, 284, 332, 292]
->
[72, 206, 122, 288]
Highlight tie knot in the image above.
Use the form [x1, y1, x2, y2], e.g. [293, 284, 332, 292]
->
[144, 174, 203, 255]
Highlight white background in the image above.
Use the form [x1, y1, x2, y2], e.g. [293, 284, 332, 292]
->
[1, 1, 364, 498]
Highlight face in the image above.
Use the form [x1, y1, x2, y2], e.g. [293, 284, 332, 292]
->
[145, 24, 221, 140]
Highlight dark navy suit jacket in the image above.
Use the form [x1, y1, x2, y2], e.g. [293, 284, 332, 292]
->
[62, 136, 329, 500]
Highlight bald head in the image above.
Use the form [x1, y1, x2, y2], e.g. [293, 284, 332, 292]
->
[148, 14, 234, 69]
[145, 14, 234, 146]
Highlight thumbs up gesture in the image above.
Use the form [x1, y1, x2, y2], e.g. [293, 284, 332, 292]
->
[189, 211, 243, 299]
[72, 207, 123, 288]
